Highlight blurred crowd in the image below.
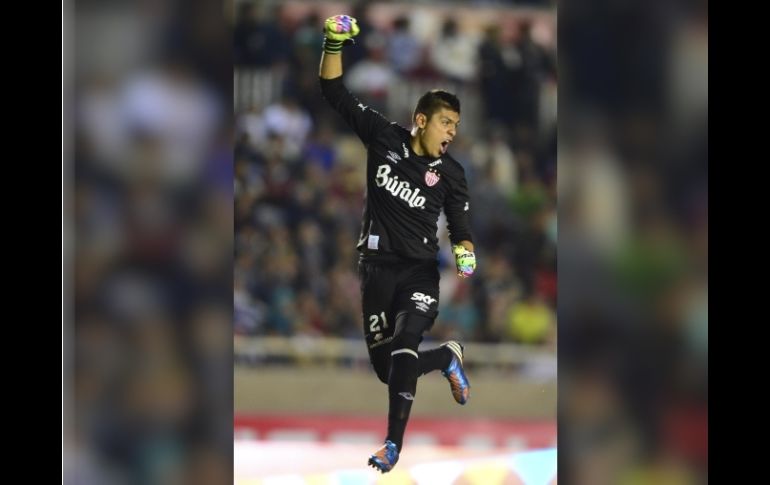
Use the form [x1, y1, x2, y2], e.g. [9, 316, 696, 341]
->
[558, 0, 708, 482]
[234, 1, 558, 346]
[71, 0, 233, 482]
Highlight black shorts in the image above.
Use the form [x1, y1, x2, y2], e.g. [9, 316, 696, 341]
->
[358, 258, 440, 351]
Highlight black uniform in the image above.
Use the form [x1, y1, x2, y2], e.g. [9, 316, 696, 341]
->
[320, 76, 473, 377]
[320, 77, 473, 261]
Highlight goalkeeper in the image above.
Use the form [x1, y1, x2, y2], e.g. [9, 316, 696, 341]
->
[319, 15, 478, 473]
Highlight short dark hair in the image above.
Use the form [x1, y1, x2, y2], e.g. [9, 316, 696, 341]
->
[413, 90, 460, 122]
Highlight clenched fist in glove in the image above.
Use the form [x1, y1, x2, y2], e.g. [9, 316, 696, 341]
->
[323, 15, 360, 54]
[453, 244, 477, 278]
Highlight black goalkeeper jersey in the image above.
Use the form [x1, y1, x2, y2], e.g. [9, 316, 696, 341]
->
[321, 76, 473, 262]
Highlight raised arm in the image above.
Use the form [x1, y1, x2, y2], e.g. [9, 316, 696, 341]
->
[319, 15, 359, 79]
[318, 15, 390, 145]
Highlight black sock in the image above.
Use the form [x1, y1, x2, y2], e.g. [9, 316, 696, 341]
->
[386, 350, 420, 451]
[385, 313, 435, 451]
[418, 346, 453, 375]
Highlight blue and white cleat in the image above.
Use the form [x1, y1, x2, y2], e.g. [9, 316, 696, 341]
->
[367, 440, 399, 473]
[441, 341, 470, 405]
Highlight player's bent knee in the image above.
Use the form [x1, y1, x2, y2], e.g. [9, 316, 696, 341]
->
[392, 311, 434, 347]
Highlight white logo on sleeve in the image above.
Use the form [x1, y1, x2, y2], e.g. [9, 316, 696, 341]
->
[357, 103, 367, 111]
[464, 201, 469, 211]
[402, 143, 410, 158]
[386, 151, 401, 164]
[375, 164, 426, 209]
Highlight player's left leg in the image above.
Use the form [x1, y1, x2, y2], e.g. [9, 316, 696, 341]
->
[403, 262, 471, 403]
[438, 340, 470, 405]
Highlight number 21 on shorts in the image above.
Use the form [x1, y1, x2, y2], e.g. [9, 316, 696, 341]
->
[369, 312, 389, 332]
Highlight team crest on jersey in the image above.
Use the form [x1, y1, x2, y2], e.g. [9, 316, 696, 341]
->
[425, 169, 441, 187]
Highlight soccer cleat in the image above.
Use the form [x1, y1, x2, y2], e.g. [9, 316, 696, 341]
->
[441, 341, 470, 405]
[367, 440, 399, 473]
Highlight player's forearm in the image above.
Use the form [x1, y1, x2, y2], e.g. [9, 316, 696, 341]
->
[320, 51, 343, 79]
[457, 240, 474, 252]
[447, 215, 473, 249]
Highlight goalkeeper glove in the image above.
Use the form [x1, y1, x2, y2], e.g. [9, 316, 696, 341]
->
[453, 244, 477, 278]
[323, 15, 360, 54]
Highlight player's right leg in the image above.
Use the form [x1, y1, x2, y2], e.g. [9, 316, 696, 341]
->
[369, 310, 433, 473]
[367, 440, 399, 473]
[359, 261, 397, 384]
[359, 261, 404, 472]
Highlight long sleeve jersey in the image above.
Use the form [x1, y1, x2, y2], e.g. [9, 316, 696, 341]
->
[321, 76, 473, 262]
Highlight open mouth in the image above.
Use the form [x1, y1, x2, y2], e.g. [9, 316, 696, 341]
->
[440, 140, 450, 155]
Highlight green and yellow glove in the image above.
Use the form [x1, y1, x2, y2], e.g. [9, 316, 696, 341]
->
[453, 244, 477, 278]
[323, 15, 360, 54]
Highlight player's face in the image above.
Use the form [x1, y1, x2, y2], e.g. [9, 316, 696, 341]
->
[418, 108, 460, 158]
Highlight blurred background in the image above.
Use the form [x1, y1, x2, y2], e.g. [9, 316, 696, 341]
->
[558, 0, 708, 483]
[232, 0, 557, 483]
[66, 0, 706, 482]
[68, 0, 233, 483]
